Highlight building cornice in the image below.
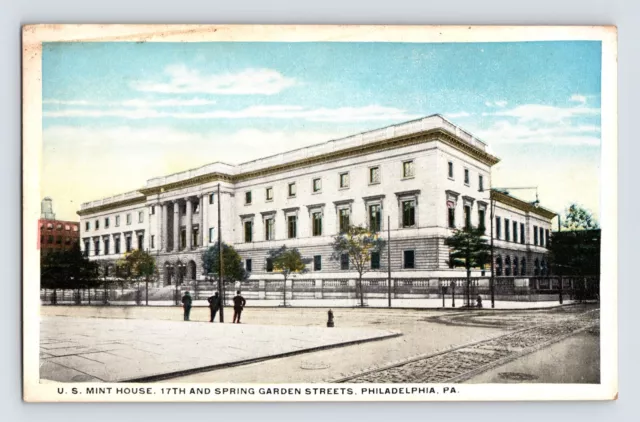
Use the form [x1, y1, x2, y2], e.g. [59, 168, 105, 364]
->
[77, 197, 146, 217]
[491, 190, 557, 219]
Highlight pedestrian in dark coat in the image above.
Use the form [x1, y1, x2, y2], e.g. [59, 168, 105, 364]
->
[232, 291, 246, 324]
[207, 292, 221, 322]
[181, 291, 192, 321]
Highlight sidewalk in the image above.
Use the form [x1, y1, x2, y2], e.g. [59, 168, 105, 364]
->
[43, 298, 575, 309]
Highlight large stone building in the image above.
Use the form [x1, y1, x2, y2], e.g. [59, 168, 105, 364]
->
[77, 115, 555, 285]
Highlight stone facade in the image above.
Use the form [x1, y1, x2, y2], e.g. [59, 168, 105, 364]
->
[77, 114, 556, 285]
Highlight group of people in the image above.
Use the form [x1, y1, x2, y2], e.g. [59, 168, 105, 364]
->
[180, 290, 246, 323]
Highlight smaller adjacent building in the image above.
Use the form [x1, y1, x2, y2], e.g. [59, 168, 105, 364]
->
[38, 197, 80, 256]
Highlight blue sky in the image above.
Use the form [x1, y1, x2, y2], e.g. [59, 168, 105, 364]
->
[42, 41, 602, 221]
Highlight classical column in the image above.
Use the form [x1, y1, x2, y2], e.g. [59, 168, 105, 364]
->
[161, 202, 169, 252]
[186, 198, 193, 250]
[200, 194, 206, 247]
[173, 200, 180, 252]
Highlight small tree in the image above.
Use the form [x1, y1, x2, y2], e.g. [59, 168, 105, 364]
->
[202, 243, 247, 302]
[331, 225, 386, 307]
[119, 249, 157, 305]
[40, 244, 100, 304]
[445, 227, 491, 308]
[562, 204, 599, 230]
[268, 246, 309, 307]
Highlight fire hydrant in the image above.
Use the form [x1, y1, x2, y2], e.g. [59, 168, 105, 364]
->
[327, 309, 335, 327]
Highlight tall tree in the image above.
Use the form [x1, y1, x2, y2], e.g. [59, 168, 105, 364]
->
[331, 225, 386, 307]
[119, 249, 157, 305]
[202, 242, 247, 284]
[562, 204, 599, 230]
[268, 246, 309, 307]
[549, 229, 601, 276]
[445, 227, 491, 307]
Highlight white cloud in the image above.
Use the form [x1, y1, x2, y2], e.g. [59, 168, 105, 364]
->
[486, 104, 600, 123]
[475, 120, 601, 146]
[570, 94, 588, 105]
[43, 104, 420, 123]
[131, 65, 297, 95]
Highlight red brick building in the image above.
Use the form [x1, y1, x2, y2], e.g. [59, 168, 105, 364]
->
[38, 197, 80, 256]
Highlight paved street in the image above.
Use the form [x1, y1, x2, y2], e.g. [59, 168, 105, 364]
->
[40, 304, 599, 384]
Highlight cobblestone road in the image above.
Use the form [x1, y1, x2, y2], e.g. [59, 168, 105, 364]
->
[337, 307, 599, 383]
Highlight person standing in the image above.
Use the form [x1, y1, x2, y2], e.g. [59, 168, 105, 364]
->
[207, 292, 221, 323]
[232, 291, 246, 324]
[181, 291, 192, 321]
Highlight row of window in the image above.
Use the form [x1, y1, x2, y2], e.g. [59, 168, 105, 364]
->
[83, 233, 145, 256]
[85, 211, 145, 232]
[494, 255, 549, 276]
[245, 250, 414, 273]
[494, 218, 550, 246]
[447, 161, 485, 191]
[40, 235, 76, 245]
[40, 223, 79, 232]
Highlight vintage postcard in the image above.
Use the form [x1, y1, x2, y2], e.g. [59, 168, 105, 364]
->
[22, 25, 617, 402]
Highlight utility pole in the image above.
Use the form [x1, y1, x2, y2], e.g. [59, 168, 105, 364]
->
[387, 215, 392, 308]
[217, 183, 225, 323]
[490, 198, 495, 309]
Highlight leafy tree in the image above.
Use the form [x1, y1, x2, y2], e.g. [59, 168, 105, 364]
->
[445, 227, 491, 307]
[268, 246, 310, 307]
[202, 242, 247, 284]
[562, 204, 599, 230]
[549, 229, 601, 276]
[40, 244, 100, 303]
[118, 249, 157, 305]
[331, 225, 387, 307]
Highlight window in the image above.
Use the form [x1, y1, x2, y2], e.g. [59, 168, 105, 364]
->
[339, 172, 349, 189]
[126, 213, 132, 225]
[371, 251, 381, 270]
[265, 187, 273, 201]
[138, 234, 144, 250]
[57, 224, 62, 231]
[520, 223, 525, 244]
[114, 237, 121, 254]
[192, 228, 199, 247]
[369, 166, 380, 184]
[369, 204, 381, 232]
[85, 222, 90, 231]
[448, 161, 454, 178]
[496, 217, 502, 239]
[104, 238, 110, 255]
[514, 257, 519, 275]
[125, 236, 132, 252]
[72, 225, 78, 232]
[513, 221, 518, 243]
[533, 225, 538, 245]
[340, 253, 349, 270]
[403, 160, 414, 178]
[95, 220, 100, 230]
[464, 168, 470, 185]
[313, 178, 322, 193]
[246, 259, 252, 273]
[65, 237, 71, 245]
[287, 215, 297, 239]
[464, 205, 471, 229]
[208, 227, 214, 243]
[479, 175, 484, 192]
[245, 191, 252, 205]
[478, 209, 486, 232]
[150, 235, 155, 249]
[496, 256, 503, 276]
[288, 182, 296, 197]
[94, 240, 100, 256]
[56, 236, 62, 244]
[505, 256, 512, 276]
[266, 258, 274, 273]
[540, 227, 545, 247]
[65, 225, 70, 231]
[84, 240, 90, 257]
[138, 211, 144, 223]
[48, 235, 54, 244]
[403, 250, 415, 269]
[521, 257, 526, 275]
[312, 212, 323, 236]
[47, 223, 53, 230]
[265, 218, 275, 240]
[209, 193, 215, 204]
[115, 215, 120, 227]
[105, 218, 110, 229]
[244, 221, 253, 242]
[313, 255, 322, 271]
[545, 229, 550, 246]
[181, 204, 187, 214]
[402, 200, 416, 228]
[505, 219, 510, 242]
[339, 208, 350, 232]
[150, 206, 155, 215]
[448, 207, 455, 229]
